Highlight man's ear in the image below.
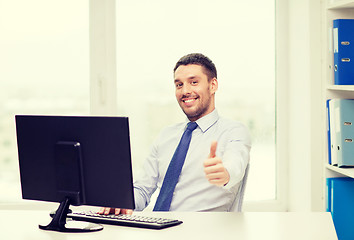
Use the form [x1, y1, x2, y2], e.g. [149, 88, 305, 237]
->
[210, 78, 218, 94]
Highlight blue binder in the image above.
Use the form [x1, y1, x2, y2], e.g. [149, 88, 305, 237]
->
[327, 177, 354, 240]
[333, 19, 354, 85]
[333, 99, 354, 167]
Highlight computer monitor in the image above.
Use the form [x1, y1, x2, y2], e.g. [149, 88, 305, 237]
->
[15, 115, 135, 232]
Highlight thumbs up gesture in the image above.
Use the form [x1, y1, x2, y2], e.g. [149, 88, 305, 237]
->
[204, 141, 230, 186]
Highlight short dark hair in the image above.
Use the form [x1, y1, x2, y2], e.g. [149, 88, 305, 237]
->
[173, 53, 217, 80]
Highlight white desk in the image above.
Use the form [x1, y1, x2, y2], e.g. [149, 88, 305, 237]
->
[0, 210, 337, 239]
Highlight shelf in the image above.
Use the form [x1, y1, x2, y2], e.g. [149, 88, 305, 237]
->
[327, 85, 354, 91]
[326, 164, 354, 178]
[328, 0, 354, 10]
[323, 0, 354, 213]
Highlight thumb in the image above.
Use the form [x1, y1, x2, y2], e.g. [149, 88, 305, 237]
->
[209, 141, 218, 158]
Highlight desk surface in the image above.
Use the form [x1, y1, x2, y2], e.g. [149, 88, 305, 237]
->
[0, 210, 337, 240]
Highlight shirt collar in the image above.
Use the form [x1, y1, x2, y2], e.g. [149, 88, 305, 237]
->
[185, 109, 219, 133]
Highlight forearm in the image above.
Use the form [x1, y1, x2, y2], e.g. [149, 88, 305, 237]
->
[132, 143, 160, 211]
[133, 185, 152, 211]
[223, 142, 250, 189]
[221, 125, 251, 189]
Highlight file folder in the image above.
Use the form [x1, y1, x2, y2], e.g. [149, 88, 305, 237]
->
[329, 99, 338, 166]
[333, 99, 354, 167]
[327, 177, 354, 240]
[333, 19, 354, 85]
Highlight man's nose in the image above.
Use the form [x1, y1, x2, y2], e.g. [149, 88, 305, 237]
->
[181, 84, 192, 95]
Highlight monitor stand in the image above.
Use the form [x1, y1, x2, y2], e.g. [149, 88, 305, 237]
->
[39, 197, 103, 233]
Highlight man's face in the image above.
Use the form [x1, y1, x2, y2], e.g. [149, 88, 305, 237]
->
[174, 64, 217, 121]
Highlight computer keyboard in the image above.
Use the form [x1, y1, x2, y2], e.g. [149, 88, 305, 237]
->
[67, 211, 183, 230]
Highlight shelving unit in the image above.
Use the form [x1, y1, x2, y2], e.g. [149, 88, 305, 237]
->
[326, 164, 354, 178]
[327, 85, 354, 91]
[328, 0, 354, 9]
[323, 0, 354, 180]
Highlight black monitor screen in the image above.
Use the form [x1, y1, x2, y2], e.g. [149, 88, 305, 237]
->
[15, 115, 135, 231]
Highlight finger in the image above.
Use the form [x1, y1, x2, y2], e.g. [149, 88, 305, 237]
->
[115, 208, 121, 215]
[204, 157, 222, 168]
[205, 171, 225, 180]
[121, 209, 134, 215]
[204, 163, 223, 174]
[206, 173, 228, 186]
[104, 207, 112, 215]
[209, 141, 218, 158]
[208, 178, 227, 186]
[98, 207, 106, 214]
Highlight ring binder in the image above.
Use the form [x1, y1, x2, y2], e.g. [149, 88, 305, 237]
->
[333, 19, 354, 85]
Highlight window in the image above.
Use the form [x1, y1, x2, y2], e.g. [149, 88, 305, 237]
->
[0, 0, 278, 209]
[0, 0, 89, 202]
[115, 0, 275, 205]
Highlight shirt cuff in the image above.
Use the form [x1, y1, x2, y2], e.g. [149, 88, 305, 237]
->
[222, 162, 247, 190]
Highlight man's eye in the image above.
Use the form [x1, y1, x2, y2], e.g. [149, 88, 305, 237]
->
[175, 83, 183, 88]
[192, 81, 198, 85]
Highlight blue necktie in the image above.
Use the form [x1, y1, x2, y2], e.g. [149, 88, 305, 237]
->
[153, 121, 198, 211]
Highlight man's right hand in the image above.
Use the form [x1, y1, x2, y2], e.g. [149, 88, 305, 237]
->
[204, 141, 230, 187]
[98, 207, 133, 215]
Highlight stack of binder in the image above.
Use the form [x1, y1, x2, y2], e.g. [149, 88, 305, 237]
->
[327, 99, 354, 167]
[327, 177, 354, 240]
[333, 19, 354, 85]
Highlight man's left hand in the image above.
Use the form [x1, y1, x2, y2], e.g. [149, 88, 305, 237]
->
[204, 141, 230, 186]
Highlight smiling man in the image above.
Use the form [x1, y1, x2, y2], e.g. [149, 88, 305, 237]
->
[174, 63, 217, 122]
[100, 53, 251, 214]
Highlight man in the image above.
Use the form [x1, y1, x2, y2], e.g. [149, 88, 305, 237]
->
[100, 53, 251, 214]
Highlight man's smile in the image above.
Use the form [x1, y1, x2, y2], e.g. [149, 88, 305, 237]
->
[183, 98, 196, 103]
[182, 97, 198, 106]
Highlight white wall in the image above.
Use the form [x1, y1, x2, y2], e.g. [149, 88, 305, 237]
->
[286, 0, 323, 211]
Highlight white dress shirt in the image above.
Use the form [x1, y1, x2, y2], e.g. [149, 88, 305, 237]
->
[133, 110, 251, 211]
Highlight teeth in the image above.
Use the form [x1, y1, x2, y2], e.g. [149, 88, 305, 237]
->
[184, 99, 195, 103]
